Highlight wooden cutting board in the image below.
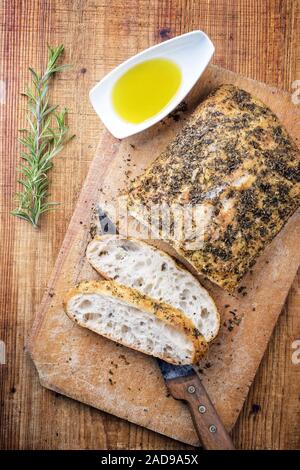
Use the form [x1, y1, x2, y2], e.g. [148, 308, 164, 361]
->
[28, 64, 300, 447]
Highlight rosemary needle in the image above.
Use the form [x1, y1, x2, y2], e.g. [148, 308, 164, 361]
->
[11, 44, 74, 228]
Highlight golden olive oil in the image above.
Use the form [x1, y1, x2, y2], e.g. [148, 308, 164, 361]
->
[112, 58, 182, 124]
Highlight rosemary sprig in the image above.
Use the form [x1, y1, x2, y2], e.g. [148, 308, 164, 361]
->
[11, 44, 74, 228]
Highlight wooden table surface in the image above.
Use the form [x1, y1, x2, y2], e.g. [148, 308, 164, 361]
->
[0, 0, 299, 450]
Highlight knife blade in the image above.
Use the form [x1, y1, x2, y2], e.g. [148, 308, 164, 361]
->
[96, 205, 235, 450]
[98, 206, 118, 234]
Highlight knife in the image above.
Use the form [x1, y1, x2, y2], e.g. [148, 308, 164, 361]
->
[97, 206, 235, 450]
[157, 360, 235, 450]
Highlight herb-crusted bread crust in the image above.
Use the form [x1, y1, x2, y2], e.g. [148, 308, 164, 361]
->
[127, 84, 300, 291]
[64, 280, 208, 365]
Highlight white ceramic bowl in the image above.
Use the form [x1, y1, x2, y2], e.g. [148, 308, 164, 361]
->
[89, 31, 215, 139]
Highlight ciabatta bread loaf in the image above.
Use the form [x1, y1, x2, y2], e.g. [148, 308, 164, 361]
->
[86, 235, 220, 342]
[126, 85, 300, 291]
[64, 280, 208, 365]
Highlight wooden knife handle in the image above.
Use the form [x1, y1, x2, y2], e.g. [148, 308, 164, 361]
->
[167, 373, 235, 450]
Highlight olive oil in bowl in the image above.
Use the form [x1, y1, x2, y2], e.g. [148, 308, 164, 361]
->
[112, 58, 182, 124]
[90, 31, 215, 138]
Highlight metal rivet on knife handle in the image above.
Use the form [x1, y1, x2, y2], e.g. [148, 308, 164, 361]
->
[209, 425, 217, 433]
[198, 405, 206, 413]
[187, 385, 196, 394]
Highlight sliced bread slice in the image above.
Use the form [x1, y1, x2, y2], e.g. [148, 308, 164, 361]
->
[86, 235, 220, 342]
[64, 280, 207, 365]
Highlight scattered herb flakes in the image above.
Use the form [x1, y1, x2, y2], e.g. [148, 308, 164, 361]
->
[119, 354, 130, 366]
[237, 285, 247, 294]
[168, 101, 188, 122]
[224, 310, 242, 332]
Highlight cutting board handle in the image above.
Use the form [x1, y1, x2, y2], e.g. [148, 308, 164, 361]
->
[167, 373, 235, 450]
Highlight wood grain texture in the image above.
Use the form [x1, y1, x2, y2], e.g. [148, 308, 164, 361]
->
[0, 0, 299, 450]
[27, 64, 300, 447]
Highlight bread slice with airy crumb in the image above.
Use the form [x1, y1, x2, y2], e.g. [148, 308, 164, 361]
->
[86, 235, 220, 342]
[64, 280, 208, 365]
